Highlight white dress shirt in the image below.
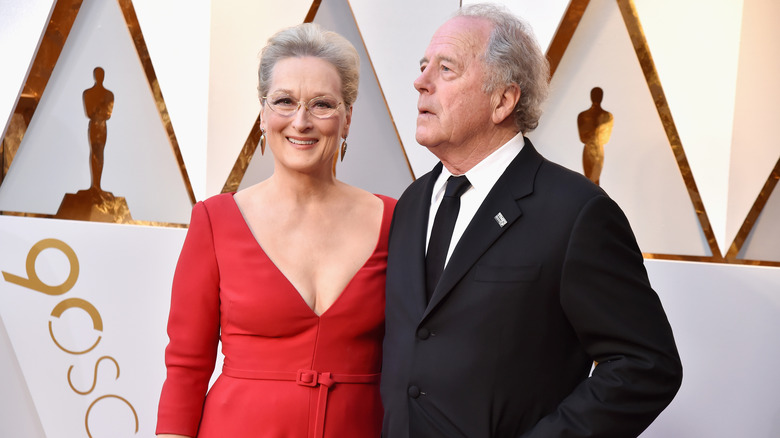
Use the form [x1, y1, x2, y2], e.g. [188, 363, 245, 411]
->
[426, 133, 525, 265]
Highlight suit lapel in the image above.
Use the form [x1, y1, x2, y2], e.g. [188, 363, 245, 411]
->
[405, 163, 443, 314]
[423, 138, 544, 318]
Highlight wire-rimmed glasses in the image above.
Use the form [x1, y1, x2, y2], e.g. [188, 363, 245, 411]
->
[262, 92, 344, 119]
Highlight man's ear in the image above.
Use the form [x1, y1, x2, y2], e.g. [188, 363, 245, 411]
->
[491, 83, 521, 125]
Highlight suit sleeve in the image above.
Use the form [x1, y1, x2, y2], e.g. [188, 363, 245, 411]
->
[521, 195, 683, 438]
[156, 202, 221, 436]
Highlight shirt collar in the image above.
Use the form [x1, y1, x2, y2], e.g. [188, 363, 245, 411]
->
[463, 133, 524, 194]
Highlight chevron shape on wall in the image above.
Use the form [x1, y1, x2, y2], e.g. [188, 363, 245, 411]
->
[537, 0, 780, 266]
[0, 0, 194, 227]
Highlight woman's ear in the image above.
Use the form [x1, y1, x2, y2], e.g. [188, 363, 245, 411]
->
[342, 104, 353, 138]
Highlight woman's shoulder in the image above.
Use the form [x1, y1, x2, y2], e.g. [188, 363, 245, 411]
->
[374, 194, 397, 219]
[186, 192, 238, 226]
[373, 193, 398, 206]
[350, 187, 397, 217]
[200, 192, 236, 208]
[340, 181, 395, 203]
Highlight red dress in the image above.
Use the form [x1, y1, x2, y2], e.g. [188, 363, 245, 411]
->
[156, 193, 396, 437]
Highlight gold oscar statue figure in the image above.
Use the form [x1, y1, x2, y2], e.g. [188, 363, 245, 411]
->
[56, 67, 132, 222]
[577, 87, 614, 186]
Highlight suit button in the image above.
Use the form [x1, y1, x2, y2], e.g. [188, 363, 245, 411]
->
[416, 327, 430, 340]
[407, 385, 421, 398]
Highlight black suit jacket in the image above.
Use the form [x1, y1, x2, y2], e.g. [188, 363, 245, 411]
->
[381, 138, 682, 438]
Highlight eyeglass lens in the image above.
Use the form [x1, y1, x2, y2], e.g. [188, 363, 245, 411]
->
[266, 93, 341, 118]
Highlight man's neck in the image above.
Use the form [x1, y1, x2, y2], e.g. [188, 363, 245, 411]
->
[436, 127, 520, 175]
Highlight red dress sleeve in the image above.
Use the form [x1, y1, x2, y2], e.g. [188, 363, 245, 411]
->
[156, 201, 221, 436]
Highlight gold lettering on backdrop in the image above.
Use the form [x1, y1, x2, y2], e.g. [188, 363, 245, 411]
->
[2, 238, 138, 435]
[49, 297, 103, 355]
[85, 394, 139, 437]
[68, 356, 120, 395]
[1, 238, 79, 295]
[56, 67, 133, 223]
[577, 87, 614, 186]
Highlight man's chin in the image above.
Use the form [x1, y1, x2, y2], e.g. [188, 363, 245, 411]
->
[416, 141, 437, 150]
[415, 131, 436, 149]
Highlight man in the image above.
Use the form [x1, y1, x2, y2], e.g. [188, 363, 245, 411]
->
[381, 4, 682, 438]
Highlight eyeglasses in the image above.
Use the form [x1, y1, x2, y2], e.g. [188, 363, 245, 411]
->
[262, 92, 344, 119]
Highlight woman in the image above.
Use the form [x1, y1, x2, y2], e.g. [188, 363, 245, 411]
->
[156, 23, 395, 438]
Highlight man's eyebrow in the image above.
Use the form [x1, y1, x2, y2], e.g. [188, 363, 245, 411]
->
[419, 55, 458, 67]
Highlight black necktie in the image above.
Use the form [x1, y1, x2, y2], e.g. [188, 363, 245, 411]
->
[426, 175, 471, 302]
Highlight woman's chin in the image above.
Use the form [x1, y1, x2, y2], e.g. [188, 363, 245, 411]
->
[276, 154, 335, 175]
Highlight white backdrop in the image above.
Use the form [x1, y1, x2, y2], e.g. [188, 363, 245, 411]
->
[0, 215, 183, 437]
[2, 0, 779, 436]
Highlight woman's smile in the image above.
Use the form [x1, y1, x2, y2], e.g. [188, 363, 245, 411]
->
[287, 136, 318, 147]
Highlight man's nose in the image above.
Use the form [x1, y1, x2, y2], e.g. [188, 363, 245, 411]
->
[414, 67, 431, 94]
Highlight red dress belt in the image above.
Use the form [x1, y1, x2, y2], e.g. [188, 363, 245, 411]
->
[222, 365, 380, 438]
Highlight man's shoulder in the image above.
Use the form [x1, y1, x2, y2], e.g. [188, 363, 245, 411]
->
[536, 158, 606, 199]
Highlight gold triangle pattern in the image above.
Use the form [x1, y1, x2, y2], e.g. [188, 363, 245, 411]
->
[220, 0, 414, 193]
[0, 0, 194, 228]
[725, 158, 780, 266]
[547, 0, 591, 78]
[343, 0, 414, 180]
[616, 0, 722, 262]
[221, 1, 321, 194]
[545, 0, 740, 263]
[3, 1, 776, 256]
[2, 0, 83, 188]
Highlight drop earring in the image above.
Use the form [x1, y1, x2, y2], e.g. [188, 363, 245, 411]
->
[340, 139, 348, 161]
[260, 129, 266, 155]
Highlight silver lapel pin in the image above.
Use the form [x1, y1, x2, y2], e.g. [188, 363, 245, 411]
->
[494, 212, 507, 227]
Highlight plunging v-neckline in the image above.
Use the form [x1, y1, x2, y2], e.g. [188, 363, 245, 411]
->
[229, 194, 386, 317]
